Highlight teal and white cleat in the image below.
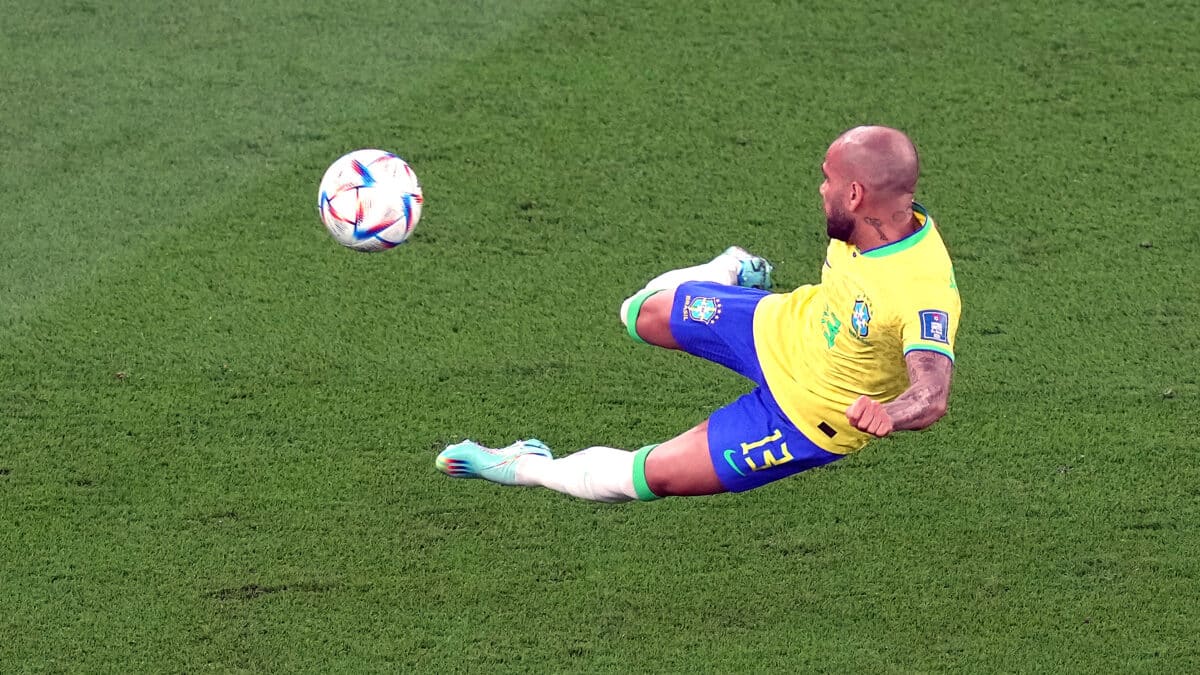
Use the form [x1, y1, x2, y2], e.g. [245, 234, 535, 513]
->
[722, 246, 774, 290]
[436, 439, 553, 485]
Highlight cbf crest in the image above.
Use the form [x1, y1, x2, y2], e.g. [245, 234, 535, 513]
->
[850, 297, 872, 338]
[683, 295, 722, 325]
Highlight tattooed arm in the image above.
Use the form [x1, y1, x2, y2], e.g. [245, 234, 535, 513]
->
[845, 350, 953, 437]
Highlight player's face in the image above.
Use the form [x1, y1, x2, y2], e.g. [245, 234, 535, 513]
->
[821, 157, 855, 242]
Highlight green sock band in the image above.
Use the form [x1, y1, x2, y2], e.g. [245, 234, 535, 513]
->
[632, 444, 661, 501]
[623, 289, 662, 345]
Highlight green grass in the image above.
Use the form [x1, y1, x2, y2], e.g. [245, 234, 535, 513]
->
[2, 0, 1199, 671]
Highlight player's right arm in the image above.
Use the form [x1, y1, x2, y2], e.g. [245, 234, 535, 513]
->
[846, 350, 953, 436]
[883, 349, 954, 430]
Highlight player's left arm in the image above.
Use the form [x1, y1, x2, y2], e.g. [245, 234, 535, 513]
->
[846, 350, 953, 437]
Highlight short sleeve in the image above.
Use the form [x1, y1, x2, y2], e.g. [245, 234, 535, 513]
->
[900, 286, 960, 362]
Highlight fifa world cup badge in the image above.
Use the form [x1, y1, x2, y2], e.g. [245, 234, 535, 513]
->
[918, 310, 950, 343]
[684, 296, 722, 324]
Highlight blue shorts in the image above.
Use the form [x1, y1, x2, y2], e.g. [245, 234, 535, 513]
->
[669, 282, 843, 492]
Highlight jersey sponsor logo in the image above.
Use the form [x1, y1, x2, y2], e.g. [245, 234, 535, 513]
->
[683, 295, 722, 324]
[851, 298, 872, 338]
[918, 309, 950, 343]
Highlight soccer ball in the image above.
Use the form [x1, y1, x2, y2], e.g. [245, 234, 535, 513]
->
[317, 149, 423, 251]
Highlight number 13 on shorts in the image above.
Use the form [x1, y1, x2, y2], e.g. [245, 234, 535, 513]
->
[708, 388, 844, 492]
[736, 429, 793, 473]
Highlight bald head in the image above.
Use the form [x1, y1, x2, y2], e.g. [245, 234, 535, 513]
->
[828, 126, 919, 197]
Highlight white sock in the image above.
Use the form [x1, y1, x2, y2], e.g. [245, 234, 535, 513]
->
[620, 253, 741, 328]
[513, 446, 638, 503]
[642, 253, 740, 291]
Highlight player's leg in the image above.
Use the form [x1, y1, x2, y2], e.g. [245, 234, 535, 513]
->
[624, 291, 678, 349]
[640, 419, 724, 496]
[435, 387, 845, 500]
[645, 387, 847, 497]
[435, 422, 722, 502]
[620, 247, 773, 349]
[512, 419, 726, 500]
[629, 278, 771, 384]
[644, 246, 773, 294]
[564, 387, 849, 498]
[437, 438, 641, 502]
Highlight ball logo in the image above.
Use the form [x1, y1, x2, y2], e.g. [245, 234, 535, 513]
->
[684, 296, 722, 324]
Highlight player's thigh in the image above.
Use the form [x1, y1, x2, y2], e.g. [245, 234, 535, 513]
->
[665, 281, 771, 381]
[708, 388, 845, 493]
[643, 420, 726, 497]
[646, 387, 845, 497]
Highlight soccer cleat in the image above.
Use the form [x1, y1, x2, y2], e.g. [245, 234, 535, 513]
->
[721, 246, 774, 290]
[435, 438, 553, 485]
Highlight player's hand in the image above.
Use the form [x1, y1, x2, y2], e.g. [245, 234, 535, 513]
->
[846, 395, 895, 437]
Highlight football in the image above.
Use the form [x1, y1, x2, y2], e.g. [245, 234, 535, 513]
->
[317, 149, 424, 251]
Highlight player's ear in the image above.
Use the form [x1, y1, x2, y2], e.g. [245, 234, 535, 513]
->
[847, 181, 864, 210]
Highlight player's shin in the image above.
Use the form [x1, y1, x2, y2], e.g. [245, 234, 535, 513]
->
[514, 447, 648, 503]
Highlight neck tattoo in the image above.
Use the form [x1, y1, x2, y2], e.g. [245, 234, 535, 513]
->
[863, 216, 889, 242]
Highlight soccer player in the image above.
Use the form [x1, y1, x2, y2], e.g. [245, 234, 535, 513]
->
[436, 125, 960, 502]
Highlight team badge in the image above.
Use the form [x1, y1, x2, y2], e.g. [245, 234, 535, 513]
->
[851, 298, 872, 338]
[918, 309, 950, 343]
[684, 296, 722, 324]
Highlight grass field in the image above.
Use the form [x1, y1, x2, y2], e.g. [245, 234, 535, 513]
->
[2, 0, 1199, 671]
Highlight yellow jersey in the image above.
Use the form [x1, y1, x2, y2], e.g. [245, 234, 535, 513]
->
[752, 203, 960, 454]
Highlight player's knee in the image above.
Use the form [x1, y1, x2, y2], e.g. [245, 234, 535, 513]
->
[619, 289, 663, 329]
[635, 299, 670, 339]
[621, 290, 675, 347]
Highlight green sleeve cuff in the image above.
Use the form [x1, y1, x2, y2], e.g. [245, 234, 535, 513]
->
[903, 344, 955, 362]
